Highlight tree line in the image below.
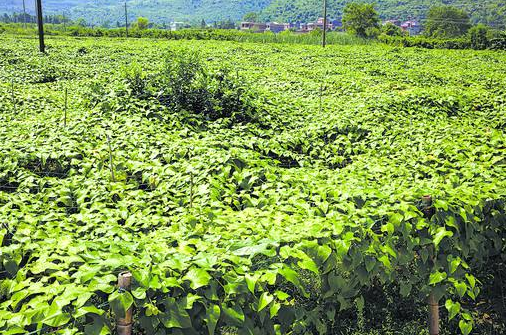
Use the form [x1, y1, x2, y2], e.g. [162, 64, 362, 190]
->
[1, 3, 504, 51]
[341, 3, 505, 50]
[1, 13, 71, 25]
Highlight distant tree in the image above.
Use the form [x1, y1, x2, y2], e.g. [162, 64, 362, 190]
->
[201, 19, 207, 28]
[424, 6, 471, 38]
[243, 12, 259, 22]
[75, 18, 87, 27]
[136, 17, 149, 30]
[216, 18, 236, 29]
[469, 24, 490, 49]
[1, 14, 11, 23]
[382, 22, 404, 36]
[342, 3, 380, 38]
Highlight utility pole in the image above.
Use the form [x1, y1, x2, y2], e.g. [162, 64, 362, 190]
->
[124, 1, 129, 37]
[322, 0, 328, 47]
[36, 0, 45, 53]
[22, 0, 27, 29]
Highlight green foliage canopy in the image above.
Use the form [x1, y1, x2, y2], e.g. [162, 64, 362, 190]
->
[0, 35, 505, 335]
[469, 24, 490, 50]
[342, 3, 380, 38]
[243, 12, 259, 22]
[424, 6, 472, 38]
[135, 17, 149, 30]
[382, 22, 404, 37]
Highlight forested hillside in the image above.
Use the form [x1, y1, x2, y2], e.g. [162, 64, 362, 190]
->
[261, 0, 506, 27]
[1, 0, 505, 27]
[0, 0, 272, 25]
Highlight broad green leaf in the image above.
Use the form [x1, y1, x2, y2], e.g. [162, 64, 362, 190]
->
[459, 320, 473, 335]
[245, 273, 259, 294]
[222, 304, 244, 325]
[465, 274, 476, 289]
[205, 304, 221, 335]
[258, 292, 274, 312]
[433, 227, 453, 247]
[108, 291, 134, 319]
[429, 271, 447, 285]
[297, 258, 319, 274]
[454, 281, 467, 298]
[445, 300, 461, 321]
[132, 287, 147, 300]
[42, 302, 71, 327]
[184, 268, 212, 290]
[270, 302, 281, 318]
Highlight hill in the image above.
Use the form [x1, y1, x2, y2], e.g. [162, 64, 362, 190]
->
[0, 0, 273, 25]
[261, 0, 506, 27]
[1, 0, 505, 27]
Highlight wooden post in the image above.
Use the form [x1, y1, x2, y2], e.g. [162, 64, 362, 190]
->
[63, 87, 68, 127]
[117, 272, 133, 335]
[35, 0, 45, 53]
[428, 292, 440, 335]
[422, 195, 439, 335]
[107, 135, 115, 182]
[322, 0, 327, 48]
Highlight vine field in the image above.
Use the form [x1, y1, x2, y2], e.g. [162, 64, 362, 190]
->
[0, 36, 505, 334]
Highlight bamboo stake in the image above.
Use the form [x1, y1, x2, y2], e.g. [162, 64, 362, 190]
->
[428, 291, 440, 335]
[63, 87, 68, 127]
[107, 135, 115, 182]
[319, 83, 323, 113]
[189, 171, 194, 209]
[422, 195, 439, 335]
[11, 78, 16, 113]
[116, 272, 133, 335]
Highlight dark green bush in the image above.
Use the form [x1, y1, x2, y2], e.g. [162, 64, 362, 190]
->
[379, 35, 471, 50]
[469, 24, 490, 50]
[123, 50, 259, 122]
[490, 32, 506, 50]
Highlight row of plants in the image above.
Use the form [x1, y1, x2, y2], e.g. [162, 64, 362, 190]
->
[0, 23, 371, 46]
[0, 36, 505, 334]
[380, 32, 506, 51]
[3, 20, 505, 51]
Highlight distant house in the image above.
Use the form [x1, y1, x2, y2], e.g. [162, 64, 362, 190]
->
[331, 18, 342, 29]
[315, 17, 333, 31]
[401, 20, 422, 35]
[384, 19, 401, 27]
[240, 21, 267, 33]
[170, 22, 187, 31]
[266, 22, 290, 33]
[299, 17, 333, 32]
